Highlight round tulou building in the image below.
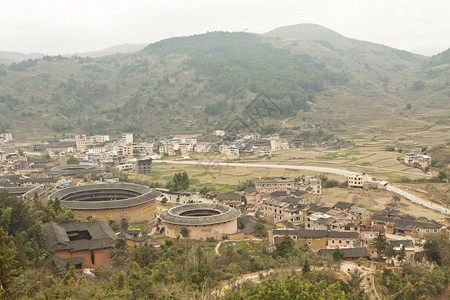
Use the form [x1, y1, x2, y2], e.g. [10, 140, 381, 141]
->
[50, 164, 95, 176]
[46, 183, 159, 223]
[159, 203, 241, 240]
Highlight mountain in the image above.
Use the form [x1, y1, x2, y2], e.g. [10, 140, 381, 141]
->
[0, 44, 147, 65]
[265, 23, 398, 51]
[71, 44, 148, 58]
[0, 25, 448, 144]
[0, 51, 46, 65]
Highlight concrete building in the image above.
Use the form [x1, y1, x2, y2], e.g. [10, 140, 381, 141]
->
[270, 136, 289, 151]
[348, 173, 371, 188]
[255, 177, 295, 194]
[136, 158, 152, 174]
[0, 133, 12, 141]
[122, 133, 134, 145]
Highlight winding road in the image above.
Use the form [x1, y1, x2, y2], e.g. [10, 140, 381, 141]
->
[154, 160, 449, 215]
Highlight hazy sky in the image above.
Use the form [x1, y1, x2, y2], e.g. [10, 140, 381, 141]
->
[1, 0, 449, 56]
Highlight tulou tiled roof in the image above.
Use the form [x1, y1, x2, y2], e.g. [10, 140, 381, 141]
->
[43, 221, 117, 252]
[318, 247, 371, 258]
[160, 203, 240, 226]
[46, 183, 159, 210]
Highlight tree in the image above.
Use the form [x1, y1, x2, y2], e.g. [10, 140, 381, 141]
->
[276, 236, 294, 257]
[397, 245, 406, 263]
[373, 231, 388, 260]
[108, 220, 119, 232]
[113, 238, 128, 266]
[385, 244, 396, 262]
[332, 248, 344, 261]
[66, 156, 79, 165]
[0, 228, 17, 297]
[302, 259, 310, 274]
[424, 233, 450, 266]
[120, 218, 129, 230]
[346, 269, 365, 300]
[161, 197, 168, 205]
[180, 226, 190, 238]
[167, 171, 189, 191]
[255, 222, 266, 237]
[389, 195, 401, 207]
[199, 187, 209, 196]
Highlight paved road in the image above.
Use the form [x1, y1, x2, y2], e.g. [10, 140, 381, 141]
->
[386, 185, 449, 214]
[154, 160, 449, 215]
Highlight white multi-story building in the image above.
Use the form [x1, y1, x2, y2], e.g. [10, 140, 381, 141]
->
[122, 133, 133, 145]
[0, 133, 13, 142]
[219, 145, 239, 156]
[270, 136, 289, 151]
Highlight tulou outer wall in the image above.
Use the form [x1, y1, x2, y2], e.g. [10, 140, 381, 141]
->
[54, 248, 113, 269]
[163, 219, 238, 240]
[72, 200, 157, 223]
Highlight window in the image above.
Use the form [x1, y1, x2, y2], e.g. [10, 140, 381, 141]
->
[426, 229, 430, 233]
[354, 227, 358, 231]
[346, 240, 350, 244]
[434, 229, 438, 233]
[331, 240, 335, 244]
[416, 228, 420, 232]
[339, 240, 342, 244]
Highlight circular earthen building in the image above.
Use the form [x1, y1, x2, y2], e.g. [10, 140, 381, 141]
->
[50, 164, 95, 176]
[159, 203, 240, 240]
[47, 183, 159, 223]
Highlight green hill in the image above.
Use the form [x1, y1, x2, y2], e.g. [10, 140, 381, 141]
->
[0, 25, 448, 143]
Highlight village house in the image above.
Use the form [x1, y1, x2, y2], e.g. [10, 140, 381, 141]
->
[219, 144, 239, 157]
[269, 228, 328, 251]
[255, 177, 295, 194]
[117, 229, 149, 248]
[262, 198, 309, 225]
[389, 239, 416, 262]
[216, 192, 245, 207]
[136, 158, 152, 174]
[242, 186, 259, 207]
[296, 175, 322, 194]
[269, 228, 360, 250]
[371, 208, 445, 237]
[43, 221, 117, 269]
[270, 135, 289, 151]
[327, 231, 359, 249]
[159, 144, 175, 156]
[317, 247, 371, 260]
[347, 173, 371, 188]
[403, 153, 432, 169]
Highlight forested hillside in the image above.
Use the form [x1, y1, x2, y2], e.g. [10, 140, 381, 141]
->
[0, 25, 448, 141]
